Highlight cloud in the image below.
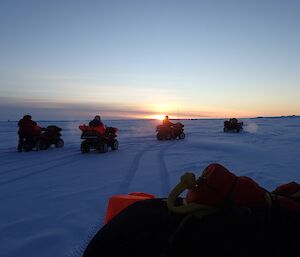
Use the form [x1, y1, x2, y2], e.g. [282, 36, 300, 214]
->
[0, 95, 261, 121]
[0, 96, 163, 120]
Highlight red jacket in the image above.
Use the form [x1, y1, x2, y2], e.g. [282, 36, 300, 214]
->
[162, 119, 173, 126]
[79, 124, 106, 135]
[18, 118, 37, 135]
[273, 182, 300, 197]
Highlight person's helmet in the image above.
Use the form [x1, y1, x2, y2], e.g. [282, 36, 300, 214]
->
[95, 115, 101, 120]
[23, 114, 32, 119]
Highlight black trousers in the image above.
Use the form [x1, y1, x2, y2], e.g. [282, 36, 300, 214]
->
[18, 133, 33, 150]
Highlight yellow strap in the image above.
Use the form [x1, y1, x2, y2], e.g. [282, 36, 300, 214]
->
[167, 172, 216, 214]
[291, 191, 300, 199]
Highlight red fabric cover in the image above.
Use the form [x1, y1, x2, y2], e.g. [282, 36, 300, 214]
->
[272, 182, 300, 211]
[79, 124, 106, 134]
[272, 182, 300, 197]
[276, 195, 300, 211]
[231, 176, 266, 207]
[104, 192, 155, 224]
[185, 163, 267, 208]
[186, 163, 300, 212]
[32, 125, 43, 135]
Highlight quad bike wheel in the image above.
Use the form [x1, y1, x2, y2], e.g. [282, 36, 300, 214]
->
[36, 139, 47, 151]
[81, 141, 90, 153]
[99, 143, 108, 153]
[55, 138, 64, 148]
[156, 133, 163, 141]
[165, 134, 172, 140]
[111, 140, 119, 151]
[179, 132, 185, 139]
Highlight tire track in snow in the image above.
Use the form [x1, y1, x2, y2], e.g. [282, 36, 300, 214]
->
[0, 152, 19, 161]
[0, 149, 78, 167]
[118, 139, 181, 195]
[0, 154, 81, 186]
[67, 143, 159, 257]
[67, 141, 175, 257]
[117, 143, 157, 194]
[156, 131, 190, 196]
[157, 140, 178, 196]
[0, 151, 80, 175]
[67, 137, 182, 256]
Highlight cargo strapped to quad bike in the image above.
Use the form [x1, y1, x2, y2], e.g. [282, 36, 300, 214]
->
[79, 125, 106, 139]
[79, 124, 119, 153]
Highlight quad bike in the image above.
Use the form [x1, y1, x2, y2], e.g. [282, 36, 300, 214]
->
[18, 125, 64, 152]
[79, 125, 119, 153]
[223, 118, 243, 133]
[156, 122, 185, 140]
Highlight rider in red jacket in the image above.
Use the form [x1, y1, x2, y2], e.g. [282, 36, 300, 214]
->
[18, 115, 37, 134]
[162, 115, 174, 126]
[17, 115, 37, 151]
[88, 115, 106, 134]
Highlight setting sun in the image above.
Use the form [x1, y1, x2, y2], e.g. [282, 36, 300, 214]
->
[148, 114, 166, 120]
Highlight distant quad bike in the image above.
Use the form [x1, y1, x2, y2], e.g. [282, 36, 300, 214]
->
[223, 118, 243, 133]
[156, 122, 185, 140]
[79, 125, 119, 153]
[18, 125, 64, 152]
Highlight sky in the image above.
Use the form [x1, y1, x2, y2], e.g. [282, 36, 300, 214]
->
[0, 0, 299, 120]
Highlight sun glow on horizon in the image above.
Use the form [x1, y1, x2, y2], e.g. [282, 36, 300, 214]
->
[147, 114, 166, 120]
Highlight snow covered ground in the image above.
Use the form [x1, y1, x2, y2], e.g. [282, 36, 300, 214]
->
[1, 117, 300, 257]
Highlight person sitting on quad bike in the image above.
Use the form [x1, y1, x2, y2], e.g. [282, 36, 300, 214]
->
[18, 118, 64, 152]
[80, 116, 118, 153]
[162, 115, 174, 126]
[156, 116, 185, 140]
[224, 118, 243, 133]
[161, 115, 174, 139]
[86, 115, 106, 135]
[89, 115, 104, 128]
[17, 114, 38, 152]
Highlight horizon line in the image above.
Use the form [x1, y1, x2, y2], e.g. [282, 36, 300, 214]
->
[1, 115, 299, 122]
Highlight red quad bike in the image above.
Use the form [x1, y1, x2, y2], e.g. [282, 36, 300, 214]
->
[79, 125, 119, 153]
[18, 125, 64, 152]
[223, 118, 243, 133]
[156, 122, 185, 140]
